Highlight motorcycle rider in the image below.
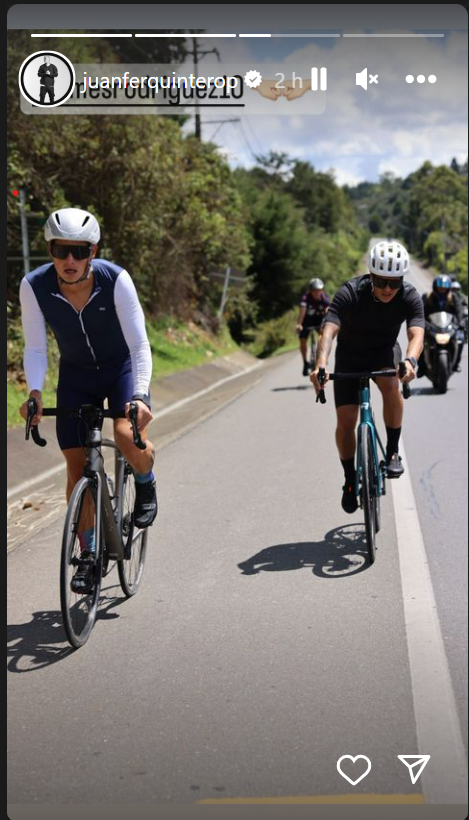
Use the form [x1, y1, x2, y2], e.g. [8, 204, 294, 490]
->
[419, 275, 465, 374]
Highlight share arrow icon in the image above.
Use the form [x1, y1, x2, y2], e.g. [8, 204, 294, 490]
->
[398, 755, 431, 784]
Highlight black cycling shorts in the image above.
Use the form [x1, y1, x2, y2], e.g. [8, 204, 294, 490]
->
[299, 323, 322, 340]
[56, 356, 133, 450]
[333, 343, 401, 408]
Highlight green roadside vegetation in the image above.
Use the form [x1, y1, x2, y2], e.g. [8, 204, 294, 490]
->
[345, 161, 468, 292]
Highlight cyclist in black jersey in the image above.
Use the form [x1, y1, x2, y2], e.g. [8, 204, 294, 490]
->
[296, 278, 330, 376]
[310, 241, 424, 514]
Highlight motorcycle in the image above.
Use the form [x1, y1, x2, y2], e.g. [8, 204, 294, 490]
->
[422, 311, 460, 394]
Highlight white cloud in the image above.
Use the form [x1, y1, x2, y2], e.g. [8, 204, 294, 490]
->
[331, 167, 366, 186]
[198, 32, 467, 183]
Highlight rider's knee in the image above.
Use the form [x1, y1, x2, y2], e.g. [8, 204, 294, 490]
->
[63, 449, 86, 486]
[376, 377, 400, 398]
[336, 407, 358, 433]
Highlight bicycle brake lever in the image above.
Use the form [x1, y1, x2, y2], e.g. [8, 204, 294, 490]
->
[399, 361, 411, 399]
[25, 398, 47, 445]
[316, 368, 327, 404]
[129, 402, 147, 450]
[25, 399, 34, 440]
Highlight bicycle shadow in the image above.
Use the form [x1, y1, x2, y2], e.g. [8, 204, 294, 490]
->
[7, 571, 126, 672]
[237, 524, 369, 578]
[271, 385, 314, 392]
[411, 385, 452, 396]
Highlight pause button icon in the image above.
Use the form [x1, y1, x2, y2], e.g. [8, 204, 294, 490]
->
[311, 67, 327, 91]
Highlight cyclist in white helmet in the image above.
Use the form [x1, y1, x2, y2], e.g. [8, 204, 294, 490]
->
[296, 277, 330, 376]
[19, 207, 157, 591]
[310, 240, 424, 513]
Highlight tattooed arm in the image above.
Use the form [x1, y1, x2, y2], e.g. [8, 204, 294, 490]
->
[310, 321, 339, 392]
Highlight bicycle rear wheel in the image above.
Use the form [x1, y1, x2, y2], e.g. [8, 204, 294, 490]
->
[60, 477, 102, 648]
[118, 466, 147, 597]
[359, 425, 377, 564]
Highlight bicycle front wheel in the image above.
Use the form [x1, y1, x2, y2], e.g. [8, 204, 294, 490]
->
[359, 425, 377, 564]
[310, 338, 317, 371]
[117, 467, 147, 597]
[60, 477, 102, 648]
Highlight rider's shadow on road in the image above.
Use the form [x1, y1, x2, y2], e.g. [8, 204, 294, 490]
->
[7, 576, 124, 672]
[238, 524, 369, 578]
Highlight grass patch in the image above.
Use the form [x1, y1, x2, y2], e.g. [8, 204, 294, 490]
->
[246, 309, 298, 359]
[147, 318, 236, 378]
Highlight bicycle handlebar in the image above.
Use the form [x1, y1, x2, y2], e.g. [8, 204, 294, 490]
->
[25, 400, 147, 449]
[316, 362, 411, 404]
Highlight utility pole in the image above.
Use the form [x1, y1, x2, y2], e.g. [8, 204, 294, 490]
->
[19, 189, 30, 276]
[218, 267, 231, 319]
[186, 37, 220, 140]
[441, 215, 446, 273]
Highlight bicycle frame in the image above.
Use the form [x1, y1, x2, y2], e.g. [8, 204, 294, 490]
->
[85, 427, 126, 561]
[355, 379, 387, 500]
[25, 400, 146, 562]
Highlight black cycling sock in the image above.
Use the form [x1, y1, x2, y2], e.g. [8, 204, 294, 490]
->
[386, 426, 401, 460]
[341, 458, 356, 484]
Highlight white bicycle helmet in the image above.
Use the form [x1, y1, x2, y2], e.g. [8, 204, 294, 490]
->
[368, 241, 409, 277]
[44, 208, 100, 244]
[309, 278, 324, 290]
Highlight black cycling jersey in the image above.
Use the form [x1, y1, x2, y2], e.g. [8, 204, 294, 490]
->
[326, 275, 425, 357]
[299, 291, 330, 327]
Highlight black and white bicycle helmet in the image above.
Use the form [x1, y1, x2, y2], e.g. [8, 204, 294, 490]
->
[309, 278, 324, 290]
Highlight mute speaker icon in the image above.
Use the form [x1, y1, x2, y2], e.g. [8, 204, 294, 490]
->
[356, 68, 378, 90]
[356, 68, 368, 90]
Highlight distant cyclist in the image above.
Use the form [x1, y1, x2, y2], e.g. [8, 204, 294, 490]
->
[19, 208, 157, 591]
[420, 274, 466, 373]
[296, 278, 330, 376]
[310, 241, 424, 513]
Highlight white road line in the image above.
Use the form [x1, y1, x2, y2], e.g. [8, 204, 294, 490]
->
[7, 362, 263, 501]
[391, 439, 468, 804]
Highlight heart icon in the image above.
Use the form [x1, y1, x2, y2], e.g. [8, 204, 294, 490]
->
[336, 755, 372, 786]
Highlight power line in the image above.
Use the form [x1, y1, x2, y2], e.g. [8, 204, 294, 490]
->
[235, 120, 258, 162]
[244, 116, 263, 156]
[204, 118, 240, 140]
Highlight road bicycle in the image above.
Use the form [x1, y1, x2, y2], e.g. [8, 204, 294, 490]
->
[317, 363, 410, 564]
[25, 400, 148, 648]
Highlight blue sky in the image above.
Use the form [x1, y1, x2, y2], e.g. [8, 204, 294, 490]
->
[186, 31, 468, 185]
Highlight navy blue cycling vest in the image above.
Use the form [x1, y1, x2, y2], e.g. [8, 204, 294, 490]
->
[26, 260, 130, 370]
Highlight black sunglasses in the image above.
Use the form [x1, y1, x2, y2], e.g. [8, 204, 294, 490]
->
[371, 274, 403, 290]
[50, 243, 92, 260]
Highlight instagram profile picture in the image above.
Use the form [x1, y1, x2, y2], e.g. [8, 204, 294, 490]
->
[18, 50, 75, 108]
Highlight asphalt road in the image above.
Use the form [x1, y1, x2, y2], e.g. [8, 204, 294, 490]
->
[8, 260, 468, 814]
